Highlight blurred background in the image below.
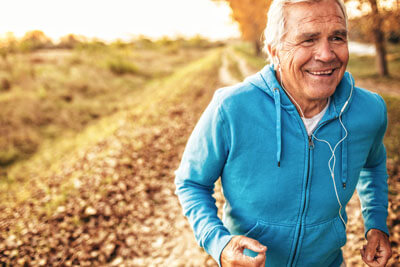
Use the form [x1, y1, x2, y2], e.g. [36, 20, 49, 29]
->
[0, 0, 399, 266]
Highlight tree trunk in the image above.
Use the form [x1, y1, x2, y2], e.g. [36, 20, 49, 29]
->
[374, 30, 389, 76]
[369, 0, 389, 77]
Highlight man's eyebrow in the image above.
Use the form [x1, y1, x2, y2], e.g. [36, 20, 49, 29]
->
[297, 30, 347, 40]
[333, 30, 348, 37]
[298, 32, 320, 40]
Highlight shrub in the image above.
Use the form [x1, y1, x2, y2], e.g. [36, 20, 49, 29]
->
[107, 58, 140, 75]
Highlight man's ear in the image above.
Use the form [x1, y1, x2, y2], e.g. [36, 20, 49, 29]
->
[268, 45, 279, 69]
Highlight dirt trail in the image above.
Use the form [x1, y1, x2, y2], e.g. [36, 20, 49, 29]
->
[219, 50, 241, 86]
[219, 48, 257, 86]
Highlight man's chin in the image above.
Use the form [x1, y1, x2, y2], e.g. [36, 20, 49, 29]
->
[304, 85, 337, 100]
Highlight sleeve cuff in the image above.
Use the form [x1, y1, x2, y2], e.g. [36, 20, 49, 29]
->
[363, 210, 389, 238]
[203, 227, 233, 266]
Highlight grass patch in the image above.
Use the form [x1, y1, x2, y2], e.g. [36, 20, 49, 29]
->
[0, 48, 223, 213]
[0, 42, 213, 169]
[107, 58, 140, 75]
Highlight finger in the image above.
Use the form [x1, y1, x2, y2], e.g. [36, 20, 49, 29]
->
[365, 235, 379, 262]
[361, 249, 384, 267]
[238, 236, 267, 253]
[253, 251, 267, 267]
[361, 246, 376, 267]
[377, 240, 392, 266]
[232, 251, 264, 267]
[360, 247, 365, 259]
[234, 251, 265, 267]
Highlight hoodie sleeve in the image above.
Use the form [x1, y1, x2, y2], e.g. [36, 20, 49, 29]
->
[174, 90, 233, 266]
[357, 95, 389, 237]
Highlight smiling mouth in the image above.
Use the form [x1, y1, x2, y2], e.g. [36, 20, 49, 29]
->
[306, 69, 336, 76]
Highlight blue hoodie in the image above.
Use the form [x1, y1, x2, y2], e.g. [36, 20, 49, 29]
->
[175, 64, 389, 266]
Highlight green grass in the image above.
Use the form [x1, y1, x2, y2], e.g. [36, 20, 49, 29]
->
[0, 40, 215, 169]
[0, 47, 223, 213]
[107, 57, 141, 75]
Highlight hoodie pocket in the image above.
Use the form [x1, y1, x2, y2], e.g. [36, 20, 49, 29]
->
[296, 216, 347, 266]
[244, 220, 295, 266]
[332, 216, 347, 247]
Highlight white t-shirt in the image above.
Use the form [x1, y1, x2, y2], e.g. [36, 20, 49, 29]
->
[302, 98, 330, 136]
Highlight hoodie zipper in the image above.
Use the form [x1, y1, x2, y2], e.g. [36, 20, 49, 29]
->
[290, 116, 339, 266]
[289, 135, 314, 266]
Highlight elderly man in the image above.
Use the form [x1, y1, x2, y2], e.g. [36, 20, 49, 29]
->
[174, 0, 392, 266]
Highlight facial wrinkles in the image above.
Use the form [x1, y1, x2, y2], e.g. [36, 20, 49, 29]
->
[299, 14, 344, 26]
[279, 42, 298, 80]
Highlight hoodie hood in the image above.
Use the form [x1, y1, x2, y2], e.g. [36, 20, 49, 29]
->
[245, 64, 354, 187]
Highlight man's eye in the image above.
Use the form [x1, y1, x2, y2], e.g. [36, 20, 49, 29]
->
[301, 39, 314, 46]
[332, 36, 345, 42]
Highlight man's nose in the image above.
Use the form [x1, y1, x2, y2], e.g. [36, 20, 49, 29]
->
[315, 40, 336, 62]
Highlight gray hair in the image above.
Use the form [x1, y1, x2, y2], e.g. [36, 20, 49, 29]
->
[263, 0, 348, 62]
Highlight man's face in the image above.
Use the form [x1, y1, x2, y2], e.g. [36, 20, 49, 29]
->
[274, 0, 349, 104]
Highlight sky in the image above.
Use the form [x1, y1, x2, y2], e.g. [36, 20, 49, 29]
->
[0, 0, 241, 41]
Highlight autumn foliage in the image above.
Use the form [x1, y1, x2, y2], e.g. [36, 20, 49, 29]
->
[214, 0, 271, 55]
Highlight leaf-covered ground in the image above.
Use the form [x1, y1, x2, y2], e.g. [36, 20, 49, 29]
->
[0, 49, 222, 266]
[0, 47, 399, 266]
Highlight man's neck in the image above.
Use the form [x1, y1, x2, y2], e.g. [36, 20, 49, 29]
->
[280, 85, 330, 118]
[300, 98, 330, 118]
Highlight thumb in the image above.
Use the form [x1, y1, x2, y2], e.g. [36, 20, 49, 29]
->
[365, 234, 379, 261]
[238, 236, 267, 253]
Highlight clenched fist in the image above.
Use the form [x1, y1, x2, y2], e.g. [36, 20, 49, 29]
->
[221, 235, 267, 267]
[360, 229, 392, 267]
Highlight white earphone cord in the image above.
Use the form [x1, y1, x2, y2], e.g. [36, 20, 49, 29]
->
[278, 66, 353, 227]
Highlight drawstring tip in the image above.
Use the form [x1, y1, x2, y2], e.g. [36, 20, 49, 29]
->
[342, 183, 346, 189]
[277, 161, 280, 167]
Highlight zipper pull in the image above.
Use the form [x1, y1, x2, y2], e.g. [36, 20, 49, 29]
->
[308, 136, 314, 149]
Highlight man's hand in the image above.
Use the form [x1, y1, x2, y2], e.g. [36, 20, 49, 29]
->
[221, 235, 267, 267]
[360, 229, 392, 267]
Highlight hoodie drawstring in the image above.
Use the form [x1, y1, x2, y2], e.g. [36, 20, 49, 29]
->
[273, 88, 282, 167]
[341, 120, 348, 188]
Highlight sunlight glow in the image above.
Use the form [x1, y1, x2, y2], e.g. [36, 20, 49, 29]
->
[0, 0, 240, 41]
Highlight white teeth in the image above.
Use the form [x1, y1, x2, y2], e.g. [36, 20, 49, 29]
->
[309, 70, 334, 75]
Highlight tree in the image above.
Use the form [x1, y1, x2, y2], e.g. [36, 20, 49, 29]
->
[213, 0, 271, 55]
[58, 34, 87, 49]
[0, 32, 18, 59]
[368, 0, 389, 76]
[347, 0, 397, 76]
[20, 30, 53, 51]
